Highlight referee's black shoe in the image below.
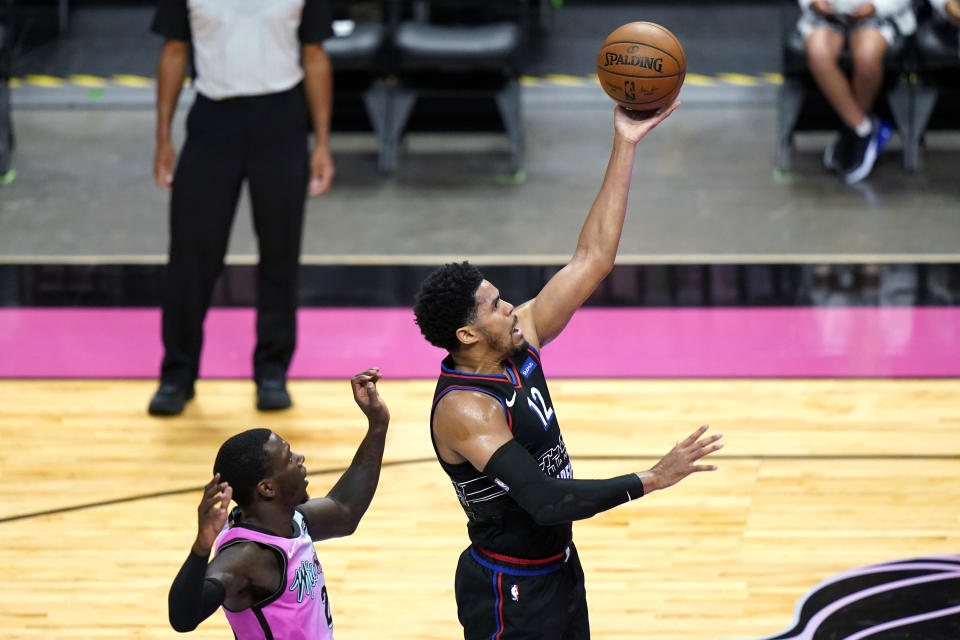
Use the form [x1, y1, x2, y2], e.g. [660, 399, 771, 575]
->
[257, 377, 292, 411]
[148, 383, 194, 416]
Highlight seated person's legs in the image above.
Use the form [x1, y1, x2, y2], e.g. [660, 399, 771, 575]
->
[805, 26, 868, 131]
[803, 24, 877, 174]
[839, 21, 896, 184]
[848, 26, 888, 115]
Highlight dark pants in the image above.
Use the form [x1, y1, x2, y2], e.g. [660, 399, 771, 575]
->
[455, 543, 590, 640]
[160, 84, 310, 387]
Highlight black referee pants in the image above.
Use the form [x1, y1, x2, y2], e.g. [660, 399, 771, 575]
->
[160, 84, 310, 388]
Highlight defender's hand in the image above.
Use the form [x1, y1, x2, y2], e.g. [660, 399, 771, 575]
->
[351, 368, 389, 429]
[192, 473, 232, 557]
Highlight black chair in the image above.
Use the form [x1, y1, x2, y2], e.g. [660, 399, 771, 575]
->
[909, 2, 960, 170]
[776, 0, 913, 172]
[378, 0, 525, 176]
[322, 2, 391, 151]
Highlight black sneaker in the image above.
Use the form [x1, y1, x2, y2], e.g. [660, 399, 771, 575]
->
[842, 119, 892, 184]
[256, 378, 292, 411]
[148, 383, 195, 416]
[824, 128, 856, 173]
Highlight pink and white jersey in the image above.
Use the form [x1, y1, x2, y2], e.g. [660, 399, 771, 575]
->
[214, 510, 333, 640]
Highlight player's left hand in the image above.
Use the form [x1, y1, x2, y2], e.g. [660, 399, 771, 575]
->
[641, 424, 723, 492]
[351, 368, 390, 430]
[613, 100, 680, 145]
[308, 145, 335, 196]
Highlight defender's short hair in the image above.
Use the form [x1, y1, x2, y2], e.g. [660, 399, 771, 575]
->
[213, 428, 273, 507]
[413, 262, 484, 352]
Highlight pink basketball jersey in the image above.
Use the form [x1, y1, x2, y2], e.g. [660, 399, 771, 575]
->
[215, 510, 334, 640]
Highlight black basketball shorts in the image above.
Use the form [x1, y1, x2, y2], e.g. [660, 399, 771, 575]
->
[454, 542, 590, 640]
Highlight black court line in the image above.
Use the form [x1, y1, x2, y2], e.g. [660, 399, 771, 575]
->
[2, 453, 958, 524]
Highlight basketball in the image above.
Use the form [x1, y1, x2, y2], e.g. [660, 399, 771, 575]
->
[596, 22, 686, 112]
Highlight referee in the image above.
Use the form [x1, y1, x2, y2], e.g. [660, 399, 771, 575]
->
[148, 0, 334, 416]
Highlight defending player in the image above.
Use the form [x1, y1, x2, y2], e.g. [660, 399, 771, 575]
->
[167, 368, 389, 639]
[413, 104, 723, 639]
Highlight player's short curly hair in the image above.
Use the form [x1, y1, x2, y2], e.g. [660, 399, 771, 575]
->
[413, 261, 485, 353]
[213, 428, 273, 508]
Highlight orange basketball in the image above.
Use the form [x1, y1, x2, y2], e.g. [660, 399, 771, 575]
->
[597, 22, 686, 112]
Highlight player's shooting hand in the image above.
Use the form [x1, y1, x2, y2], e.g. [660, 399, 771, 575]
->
[849, 3, 876, 20]
[613, 100, 680, 145]
[811, 1, 837, 17]
[308, 144, 335, 196]
[639, 424, 723, 493]
[351, 368, 390, 430]
[192, 473, 232, 557]
[154, 139, 176, 190]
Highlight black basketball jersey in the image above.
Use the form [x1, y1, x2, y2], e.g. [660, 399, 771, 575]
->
[430, 345, 573, 559]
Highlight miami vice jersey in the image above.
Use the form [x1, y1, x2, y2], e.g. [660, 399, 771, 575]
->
[214, 510, 334, 640]
[430, 345, 574, 559]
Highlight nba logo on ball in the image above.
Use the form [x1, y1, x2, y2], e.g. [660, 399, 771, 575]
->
[597, 22, 686, 111]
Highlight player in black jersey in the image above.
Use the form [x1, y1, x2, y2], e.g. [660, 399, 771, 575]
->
[413, 104, 724, 640]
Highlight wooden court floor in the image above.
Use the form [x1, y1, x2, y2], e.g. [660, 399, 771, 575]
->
[1, 378, 958, 640]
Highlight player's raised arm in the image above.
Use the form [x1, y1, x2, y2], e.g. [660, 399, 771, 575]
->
[518, 103, 678, 349]
[168, 476, 254, 632]
[298, 368, 390, 541]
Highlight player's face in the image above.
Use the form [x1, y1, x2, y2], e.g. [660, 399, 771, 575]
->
[472, 280, 525, 357]
[263, 433, 310, 506]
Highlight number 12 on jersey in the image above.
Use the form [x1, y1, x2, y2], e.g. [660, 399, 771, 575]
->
[527, 387, 554, 430]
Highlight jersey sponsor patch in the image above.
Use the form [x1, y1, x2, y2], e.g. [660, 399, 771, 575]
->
[519, 356, 538, 379]
[493, 477, 511, 492]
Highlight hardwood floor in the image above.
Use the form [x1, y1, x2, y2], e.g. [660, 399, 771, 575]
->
[1, 378, 957, 639]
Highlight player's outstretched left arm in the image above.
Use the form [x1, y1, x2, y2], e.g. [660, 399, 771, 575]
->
[299, 368, 390, 541]
[518, 103, 679, 349]
[482, 423, 721, 526]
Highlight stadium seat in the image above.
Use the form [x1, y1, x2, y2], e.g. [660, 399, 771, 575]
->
[378, 0, 525, 176]
[908, 2, 960, 171]
[323, 2, 392, 153]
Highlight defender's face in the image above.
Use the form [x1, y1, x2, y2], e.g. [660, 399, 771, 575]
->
[472, 280, 524, 356]
[263, 433, 309, 506]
